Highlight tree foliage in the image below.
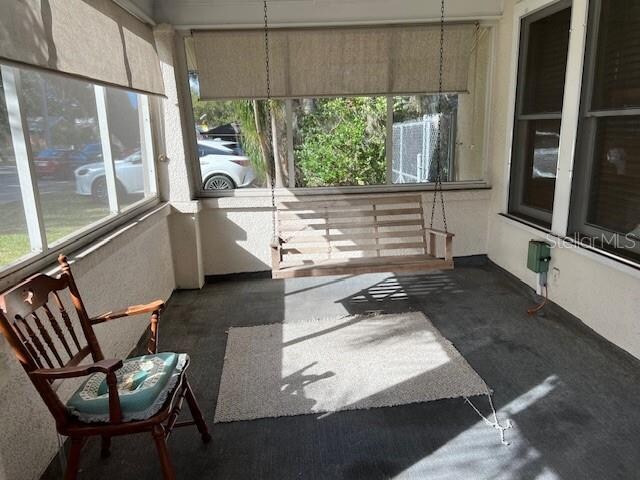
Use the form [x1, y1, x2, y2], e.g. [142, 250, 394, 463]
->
[294, 97, 386, 187]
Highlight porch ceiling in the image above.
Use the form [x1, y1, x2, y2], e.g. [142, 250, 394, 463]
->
[122, 0, 505, 28]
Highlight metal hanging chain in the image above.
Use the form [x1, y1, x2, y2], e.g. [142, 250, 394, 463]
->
[430, 0, 449, 233]
[263, 0, 277, 241]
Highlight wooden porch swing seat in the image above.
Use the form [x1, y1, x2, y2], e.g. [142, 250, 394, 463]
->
[271, 195, 454, 279]
[262, 0, 456, 279]
[0, 255, 210, 480]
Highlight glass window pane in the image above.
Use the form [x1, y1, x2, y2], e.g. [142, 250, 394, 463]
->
[510, 3, 570, 225]
[292, 97, 386, 188]
[190, 74, 263, 190]
[392, 95, 456, 184]
[520, 119, 560, 212]
[0, 74, 31, 268]
[22, 70, 111, 246]
[592, 0, 640, 110]
[104, 89, 154, 210]
[586, 116, 640, 235]
[521, 6, 572, 114]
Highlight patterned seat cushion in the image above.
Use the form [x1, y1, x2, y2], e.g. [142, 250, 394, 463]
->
[67, 352, 188, 423]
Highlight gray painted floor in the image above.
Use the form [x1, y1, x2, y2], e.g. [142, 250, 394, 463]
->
[42, 263, 640, 479]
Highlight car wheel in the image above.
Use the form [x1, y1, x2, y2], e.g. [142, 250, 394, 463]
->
[91, 178, 126, 203]
[92, 177, 108, 203]
[203, 174, 235, 190]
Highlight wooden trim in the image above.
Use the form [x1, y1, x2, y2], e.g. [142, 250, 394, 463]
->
[274, 254, 454, 278]
[278, 207, 422, 221]
[277, 195, 423, 209]
[283, 242, 426, 255]
[284, 230, 424, 243]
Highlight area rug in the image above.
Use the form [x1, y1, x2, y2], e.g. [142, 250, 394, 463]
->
[214, 312, 489, 423]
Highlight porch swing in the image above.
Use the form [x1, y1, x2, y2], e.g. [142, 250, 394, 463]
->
[265, 0, 455, 279]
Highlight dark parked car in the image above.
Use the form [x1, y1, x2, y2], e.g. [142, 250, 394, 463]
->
[34, 147, 75, 178]
[70, 143, 104, 164]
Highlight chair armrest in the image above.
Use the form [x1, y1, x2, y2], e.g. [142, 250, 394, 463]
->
[32, 359, 124, 423]
[90, 300, 165, 325]
[31, 358, 123, 380]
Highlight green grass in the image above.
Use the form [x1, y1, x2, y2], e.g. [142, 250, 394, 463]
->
[0, 193, 109, 267]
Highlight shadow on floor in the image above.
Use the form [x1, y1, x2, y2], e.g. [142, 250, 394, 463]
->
[41, 264, 640, 479]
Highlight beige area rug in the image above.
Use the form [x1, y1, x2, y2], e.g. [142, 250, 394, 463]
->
[214, 312, 489, 423]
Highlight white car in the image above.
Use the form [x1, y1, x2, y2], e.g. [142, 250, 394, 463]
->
[198, 140, 255, 190]
[75, 151, 146, 202]
[75, 141, 256, 201]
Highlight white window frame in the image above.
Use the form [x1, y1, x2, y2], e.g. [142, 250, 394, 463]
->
[188, 23, 497, 198]
[0, 64, 160, 278]
[503, 0, 589, 237]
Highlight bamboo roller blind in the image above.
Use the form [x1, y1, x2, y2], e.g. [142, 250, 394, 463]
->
[193, 23, 475, 100]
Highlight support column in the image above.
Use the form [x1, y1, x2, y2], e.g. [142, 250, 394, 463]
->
[154, 24, 205, 289]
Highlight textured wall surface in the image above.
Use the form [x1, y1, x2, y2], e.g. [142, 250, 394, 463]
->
[0, 209, 175, 480]
[199, 190, 492, 275]
[486, 0, 640, 360]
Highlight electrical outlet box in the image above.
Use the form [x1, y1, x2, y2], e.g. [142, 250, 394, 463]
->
[527, 240, 551, 273]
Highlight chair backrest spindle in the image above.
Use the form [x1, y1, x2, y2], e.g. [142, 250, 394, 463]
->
[43, 303, 74, 359]
[52, 291, 82, 351]
[0, 255, 105, 427]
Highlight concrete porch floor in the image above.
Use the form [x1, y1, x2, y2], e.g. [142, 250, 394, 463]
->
[42, 262, 640, 479]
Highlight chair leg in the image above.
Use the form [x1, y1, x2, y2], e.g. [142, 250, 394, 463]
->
[100, 435, 111, 458]
[152, 425, 176, 480]
[185, 380, 211, 443]
[65, 437, 83, 480]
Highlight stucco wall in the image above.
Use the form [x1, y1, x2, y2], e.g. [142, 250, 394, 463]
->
[0, 207, 175, 480]
[486, 0, 640, 359]
[199, 190, 491, 275]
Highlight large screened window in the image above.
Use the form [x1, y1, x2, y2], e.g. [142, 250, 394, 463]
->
[508, 0, 572, 226]
[569, 0, 640, 261]
[187, 25, 491, 193]
[0, 64, 158, 273]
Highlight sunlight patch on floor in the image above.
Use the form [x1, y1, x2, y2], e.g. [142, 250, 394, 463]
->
[393, 376, 560, 480]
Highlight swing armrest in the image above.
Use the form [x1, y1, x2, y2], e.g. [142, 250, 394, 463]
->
[424, 227, 454, 238]
[271, 238, 283, 269]
[424, 228, 454, 261]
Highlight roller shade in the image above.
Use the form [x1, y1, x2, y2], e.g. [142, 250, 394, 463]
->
[193, 23, 475, 100]
[0, 0, 164, 96]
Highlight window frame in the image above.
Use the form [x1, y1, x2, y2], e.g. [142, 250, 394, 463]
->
[568, 0, 640, 260]
[503, 0, 589, 236]
[187, 24, 497, 198]
[0, 63, 161, 277]
[507, 0, 572, 226]
[505, 0, 639, 266]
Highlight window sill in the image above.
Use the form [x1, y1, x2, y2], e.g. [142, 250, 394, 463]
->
[497, 213, 640, 278]
[197, 181, 491, 199]
[201, 185, 492, 210]
[0, 199, 167, 289]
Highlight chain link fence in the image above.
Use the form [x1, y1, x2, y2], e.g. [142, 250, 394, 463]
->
[392, 112, 455, 184]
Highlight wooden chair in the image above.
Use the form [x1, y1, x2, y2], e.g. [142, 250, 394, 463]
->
[0, 255, 210, 480]
[271, 195, 454, 279]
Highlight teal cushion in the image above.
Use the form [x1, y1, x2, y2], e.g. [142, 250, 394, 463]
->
[67, 352, 188, 423]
